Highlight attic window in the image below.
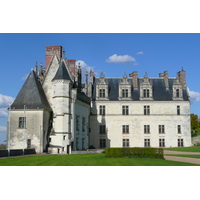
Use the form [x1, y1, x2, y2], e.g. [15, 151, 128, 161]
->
[122, 89, 128, 98]
[99, 89, 105, 98]
[143, 89, 150, 98]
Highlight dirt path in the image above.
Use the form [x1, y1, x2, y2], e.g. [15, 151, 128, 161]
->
[164, 150, 200, 165]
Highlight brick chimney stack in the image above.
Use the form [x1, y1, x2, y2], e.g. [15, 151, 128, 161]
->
[68, 59, 76, 76]
[129, 71, 138, 89]
[45, 46, 63, 70]
[177, 68, 186, 89]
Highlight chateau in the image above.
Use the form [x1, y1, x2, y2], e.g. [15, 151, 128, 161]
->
[7, 45, 192, 154]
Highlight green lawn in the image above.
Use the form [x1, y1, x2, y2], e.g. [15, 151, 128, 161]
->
[0, 153, 199, 166]
[165, 154, 200, 159]
[165, 146, 200, 152]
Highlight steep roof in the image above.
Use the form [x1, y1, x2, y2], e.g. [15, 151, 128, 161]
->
[52, 60, 72, 81]
[10, 71, 52, 110]
[92, 77, 189, 101]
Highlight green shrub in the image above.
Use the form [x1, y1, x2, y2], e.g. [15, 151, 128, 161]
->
[105, 147, 164, 159]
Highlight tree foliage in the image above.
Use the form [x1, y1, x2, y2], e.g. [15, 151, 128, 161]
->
[191, 114, 200, 137]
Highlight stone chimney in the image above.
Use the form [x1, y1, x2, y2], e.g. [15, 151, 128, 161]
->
[177, 68, 186, 89]
[159, 71, 169, 90]
[68, 59, 76, 76]
[90, 69, 95, 84]
[45, 46, 63, 70]
[129, 71, 138, 89]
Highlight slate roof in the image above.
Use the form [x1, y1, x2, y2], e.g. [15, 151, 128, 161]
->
[92, 77, 189, 101]
[10, 71, 52, 110]
[52, 60, 71, 81]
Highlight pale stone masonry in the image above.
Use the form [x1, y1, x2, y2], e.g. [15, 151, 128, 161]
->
[7, 45, 191, 154]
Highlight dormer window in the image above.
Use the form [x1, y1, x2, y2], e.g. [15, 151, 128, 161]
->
[143, 89, 150, 98]
[172, 78, 183, 100]
[99, 89, 105, 98]
[96, 73, 109, 100]
[140, 73, 153, 100]
[122, 89, 128, 98]
[176, 89, 180, 98]
[119, 73, 132, 100]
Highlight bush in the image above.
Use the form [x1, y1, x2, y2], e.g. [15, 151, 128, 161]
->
[105, 147, 164, 159]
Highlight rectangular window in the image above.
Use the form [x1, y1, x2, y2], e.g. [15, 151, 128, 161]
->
[100, 105, 105, 115]
[144, 125, 150, 134]
[99, 125, 106, 134]
[122, 89, 128, 98]
[100, 139, 106, 148]
[122, 106, 129, 115]
[176, 89, 180, 98]
[159, 139, 165, 147]
[76, 116, 79, 131]
[123, 139, 129, 147]
[144, 139, 150, 147]
[143, 89, 150, 98]
[122, 125, 129, 134]
[27, 139, 31, 149]
[144, 105, 150, 115]
[99, 89, 105, 98]
[19, 117, 26, 129]
[178, 125, 181, 134]
[177, 105, 180, 115]
[178, 139, 184, 147]
[159, 125, 165, 134]
[63, 135, 66, 140]
[82, 117, 85, 132]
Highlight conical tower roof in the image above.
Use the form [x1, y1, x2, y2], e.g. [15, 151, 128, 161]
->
[11, 70, 51, 110]
[52, 60, 72, 81]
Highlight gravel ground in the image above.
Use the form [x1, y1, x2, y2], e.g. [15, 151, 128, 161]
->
[164, 150, 200, 165]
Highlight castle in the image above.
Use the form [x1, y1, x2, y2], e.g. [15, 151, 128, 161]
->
[7, 45, 192, 154]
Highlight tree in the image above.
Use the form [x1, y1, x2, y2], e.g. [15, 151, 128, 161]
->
[191, 114, 200, 136]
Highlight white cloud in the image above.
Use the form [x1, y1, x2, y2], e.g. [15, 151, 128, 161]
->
[76, 60, 95, 82]
[106, 54, 136, 63]
[137, 51, 144, 55]
[0, 108, 8, 118]
[188, 88, 200, 103]
[0, 126, 7, 132]
[0, 94, 15, 108]
[0, 94, 14, 118]
[22, 74, 29, 80]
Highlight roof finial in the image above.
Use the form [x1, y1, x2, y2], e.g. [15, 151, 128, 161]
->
[123, 72, 127, 78]
[35, 62, 38, 75]
[100, 72, 105, 78]
[86, 71, 88, 85]
[144, 71, 148, 77]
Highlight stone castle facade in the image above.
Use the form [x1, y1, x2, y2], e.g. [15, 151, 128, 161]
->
[7, 46, 192, 154]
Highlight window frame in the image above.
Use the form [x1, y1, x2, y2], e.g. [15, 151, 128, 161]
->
[99, 105, 106, 115]
[99, 125, 106, 134]
[144, 139, 150, 147]
[19, 117, 26, 129]
[144, 105, 150, 115]
[159, 139, 165, 147]
[159, 125, 165, 134]
[122, 125, 129, 134]
[123, 139, 129, 147]
[122, 105, 129, 115]
[144, 125, 150, 134]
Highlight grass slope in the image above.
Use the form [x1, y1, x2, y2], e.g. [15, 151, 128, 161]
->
[0, 153, 199, 166]
[165, 146, 200, 152]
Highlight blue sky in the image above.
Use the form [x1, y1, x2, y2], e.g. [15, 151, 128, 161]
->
[0, 33, 200, 144]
